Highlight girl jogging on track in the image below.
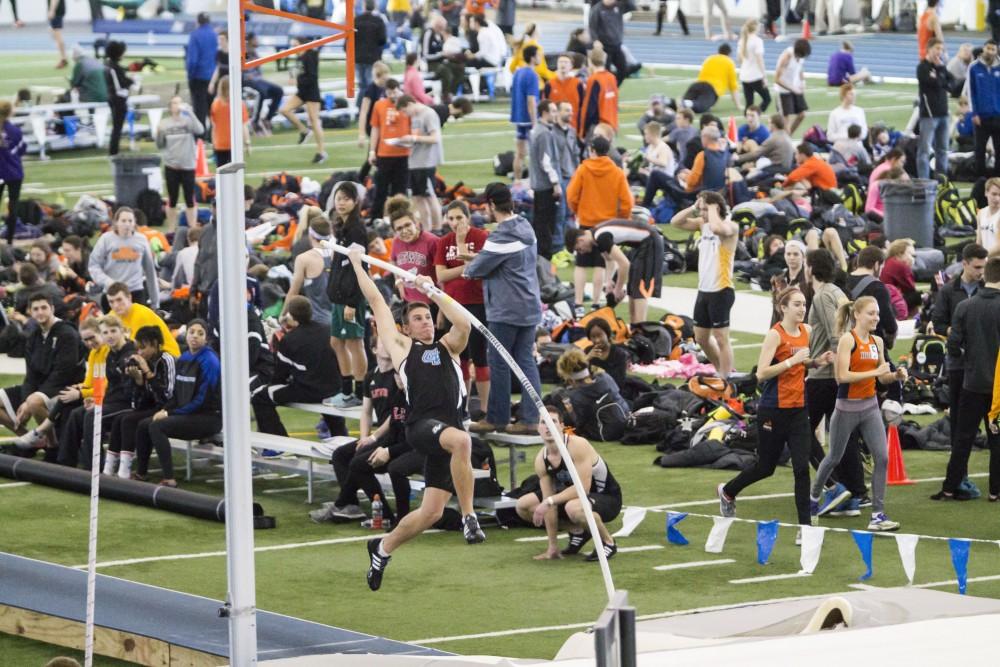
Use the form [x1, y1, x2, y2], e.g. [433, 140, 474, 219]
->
[717, 287, 833, 529]
[810, 296, 907, 532]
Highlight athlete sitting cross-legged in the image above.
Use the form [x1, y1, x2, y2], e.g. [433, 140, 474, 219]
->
[347, 245, 486, 592]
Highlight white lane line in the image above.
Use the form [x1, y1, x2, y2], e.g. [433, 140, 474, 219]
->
[408, 589, 855, 644]
[729, 572, 812, 584]
[70, 530, 442, 569]
[644, 472, 988, 511]
[618, 545, 664, 553]
[0, 482, 30, 489]
[516, 533, 568, 542]
[915, 574, 1000, 589]
[653, 558, 735, 571]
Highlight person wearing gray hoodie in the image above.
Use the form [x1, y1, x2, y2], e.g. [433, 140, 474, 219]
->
[156, 95, 205, 228]
[464, 183, 542, 435]
[89, 206, 159, 308]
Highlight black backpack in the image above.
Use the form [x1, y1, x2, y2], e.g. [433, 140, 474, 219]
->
[470, 436, 504, 497]
[631, 322, 674, 359]
[135, 188, 166, 227]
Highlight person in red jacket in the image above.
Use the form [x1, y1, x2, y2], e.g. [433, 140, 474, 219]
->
[578, 47, 619, 140]
[880, 238, 920, 318]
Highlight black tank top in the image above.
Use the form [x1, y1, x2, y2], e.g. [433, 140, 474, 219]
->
[544, 450, 622, 498]
[399, 340, 465, 427]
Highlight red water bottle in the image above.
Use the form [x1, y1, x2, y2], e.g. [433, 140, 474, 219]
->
[371, 494, 383, 530]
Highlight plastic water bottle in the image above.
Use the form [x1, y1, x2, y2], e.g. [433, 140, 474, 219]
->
[371, 495, 383, 530]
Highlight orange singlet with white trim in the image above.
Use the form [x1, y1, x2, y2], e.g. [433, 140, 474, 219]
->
[759, 323, 808, 409]
[837, 329, 879, 400]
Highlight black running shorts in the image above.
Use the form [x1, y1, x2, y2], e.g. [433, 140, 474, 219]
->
[405, 418, 458, 491]
[693, 287, 736, 329]
[532, 488, 623, 523]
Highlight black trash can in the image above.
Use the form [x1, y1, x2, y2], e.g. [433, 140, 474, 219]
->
[111, 154, 162, 208]
[880, 178, 937, 248]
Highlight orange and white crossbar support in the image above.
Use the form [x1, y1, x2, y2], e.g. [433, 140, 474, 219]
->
[84, 366, 106, 667]
[239, 0, 355, 98]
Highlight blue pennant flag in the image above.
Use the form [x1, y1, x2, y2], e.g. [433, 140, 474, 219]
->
[756, 520, 779, 565]
[666, 512, 689, 545]
[852, 531, 873, 581]
[949, 539, 971, 595]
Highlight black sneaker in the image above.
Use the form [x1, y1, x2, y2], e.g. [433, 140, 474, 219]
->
[561, 531, 592, 556]
[312, 151, 328, 164]
[585, 541, 618, 562]
[856, 494, 872, 508]
[463, 513, 486, 544]
[298, 130, 312, 145]
[366, 538, 391, 591]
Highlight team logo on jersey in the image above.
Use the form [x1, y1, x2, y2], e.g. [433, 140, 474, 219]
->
[422, 347, 442, 366]
[432, 423, 444, 434]
[860, 344, 879, 361]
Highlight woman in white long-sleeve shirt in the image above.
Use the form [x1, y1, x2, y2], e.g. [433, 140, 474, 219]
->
[156, 95, 204, 229]
[826, 83, 868, 142]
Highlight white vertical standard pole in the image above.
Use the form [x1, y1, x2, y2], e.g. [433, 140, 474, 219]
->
[84, 364, 106, 667]
[221, 0, 259, 664]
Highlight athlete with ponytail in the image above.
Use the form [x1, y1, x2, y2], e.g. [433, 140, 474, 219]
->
[810, 296, 907, 531]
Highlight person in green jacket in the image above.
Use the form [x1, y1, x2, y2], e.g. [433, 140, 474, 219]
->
[69, 46, 108, 103]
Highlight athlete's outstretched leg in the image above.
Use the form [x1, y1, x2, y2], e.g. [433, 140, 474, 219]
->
[441, 426, 474, 517]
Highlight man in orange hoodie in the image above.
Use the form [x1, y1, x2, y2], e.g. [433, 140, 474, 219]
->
[566, 135, 634, 314]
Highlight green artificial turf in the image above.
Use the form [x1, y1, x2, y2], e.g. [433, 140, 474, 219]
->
[0, 52, 992, 664]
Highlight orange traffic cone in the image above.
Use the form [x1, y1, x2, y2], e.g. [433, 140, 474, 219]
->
[886, 423, 914, 485]
[727, 115, 738, 143]
[195, 139, 211, 178]
[801, 18, 812, 40]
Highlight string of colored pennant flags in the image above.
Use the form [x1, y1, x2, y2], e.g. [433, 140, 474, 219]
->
[663, 510, 991, 594]
[613, 506, 996, 594]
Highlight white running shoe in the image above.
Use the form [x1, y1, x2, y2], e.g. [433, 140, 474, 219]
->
[867, 512, 900, 532]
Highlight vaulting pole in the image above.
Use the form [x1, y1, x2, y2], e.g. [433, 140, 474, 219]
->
[222, 0, 258, 662]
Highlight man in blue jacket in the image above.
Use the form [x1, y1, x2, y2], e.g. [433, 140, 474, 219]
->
[968, 40, 1000, 177]
[464, 183, 543, 435]
[186, 13, 218, 134]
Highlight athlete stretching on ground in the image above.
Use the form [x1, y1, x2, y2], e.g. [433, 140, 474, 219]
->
[347, 245, 486, 592]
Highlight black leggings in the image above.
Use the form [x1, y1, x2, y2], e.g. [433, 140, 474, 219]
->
[806, 377, 866, 496]
[372, 156, 409, 219]
[165, 167, 196, 208]
[109, 407, 157, 453]
[109, 97, 127, 156]
[741, 80, 771, 113]
[251, 383, 347, 438]
[724, 406, 812, 525]
[332, 440, 423, 521]
[0, 179, 22, 245]
[135, 412, 222, 480]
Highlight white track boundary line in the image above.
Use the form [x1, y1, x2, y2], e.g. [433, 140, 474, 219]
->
[730, 572, 813, 584]
[516, 533, 569, 542]
[653, 558, 734, 571]
[71, 530, 442, 569]
[618, 545, 664, 553]
[643, 472, 988, 512]
[407, 589, 854, 644]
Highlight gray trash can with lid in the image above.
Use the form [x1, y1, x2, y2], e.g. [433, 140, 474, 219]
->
[879, 178, 937, 248]
[111, 154, 162, 208]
